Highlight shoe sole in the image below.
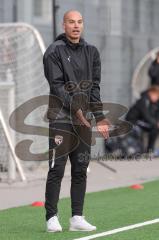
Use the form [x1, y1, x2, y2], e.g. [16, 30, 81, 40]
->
[69, 227, 96, 232]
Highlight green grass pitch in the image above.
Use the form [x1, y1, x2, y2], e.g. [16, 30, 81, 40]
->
[1, 180, 159, 240]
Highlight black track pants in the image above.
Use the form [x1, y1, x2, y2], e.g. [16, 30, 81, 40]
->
[45, 121, 92, 221]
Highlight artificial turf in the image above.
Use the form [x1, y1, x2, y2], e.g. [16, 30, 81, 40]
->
[0, 180, 159, 240]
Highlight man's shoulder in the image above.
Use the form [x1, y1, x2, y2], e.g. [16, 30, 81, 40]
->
[44, 40, 66, 58]
[84, 41, 98, 51]
[85, 43, 100, 58]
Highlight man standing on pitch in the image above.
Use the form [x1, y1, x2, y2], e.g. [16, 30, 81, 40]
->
[43, 10, 109, 232]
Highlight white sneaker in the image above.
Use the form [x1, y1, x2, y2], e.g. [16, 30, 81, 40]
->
[69, 215, 96, 231]
[46, 216, 62, 232]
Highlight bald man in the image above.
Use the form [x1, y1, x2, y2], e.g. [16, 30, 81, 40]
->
[43, 10, 109, 232]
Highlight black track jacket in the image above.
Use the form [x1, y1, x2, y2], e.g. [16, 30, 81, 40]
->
[43, 33, 105, 124]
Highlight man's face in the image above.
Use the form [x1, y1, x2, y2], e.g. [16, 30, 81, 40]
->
[63, 11, 84, 41]
[149, 92, 159, 103]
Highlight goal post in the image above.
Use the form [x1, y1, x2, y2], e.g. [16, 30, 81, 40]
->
[0, 81, 16, 181]
[0, 108, 26, 182]
[0, 22, 49, 182]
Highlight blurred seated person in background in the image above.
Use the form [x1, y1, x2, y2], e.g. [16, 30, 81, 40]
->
[148, 51, 159, 85]
[126, 86, 159, 153]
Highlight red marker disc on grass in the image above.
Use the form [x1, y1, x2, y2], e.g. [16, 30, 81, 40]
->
[130, 184, 144, 190]
[31, 201, 44, 207]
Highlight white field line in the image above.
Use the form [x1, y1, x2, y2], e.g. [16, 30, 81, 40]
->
[74, 218, 159, 240]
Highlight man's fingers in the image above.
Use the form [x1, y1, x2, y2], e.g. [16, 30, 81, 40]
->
[79, 114, 91, 128]
[76, 109, 91, 128]
[96, 118, 111, 139]
[97, 125, 109, 139]
[103, 128, 109, 139]
[102, 129, 109, 139]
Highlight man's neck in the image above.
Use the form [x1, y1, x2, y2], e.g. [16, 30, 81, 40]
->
[66, 36, 80, 44]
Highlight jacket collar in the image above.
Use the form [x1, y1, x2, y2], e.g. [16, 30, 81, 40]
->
[55, 33, 85, 49]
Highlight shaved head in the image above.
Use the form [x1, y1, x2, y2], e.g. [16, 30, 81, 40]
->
[63, 10, 83, 23]
[63, 10, 84, 43]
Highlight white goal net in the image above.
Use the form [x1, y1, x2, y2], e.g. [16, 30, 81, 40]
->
[0, 23, 49, 182]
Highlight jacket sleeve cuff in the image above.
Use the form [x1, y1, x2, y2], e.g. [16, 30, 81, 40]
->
[93, 111, 105, 123]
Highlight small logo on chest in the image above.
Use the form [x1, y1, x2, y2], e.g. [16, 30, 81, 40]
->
[67, 56, 71, 62]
